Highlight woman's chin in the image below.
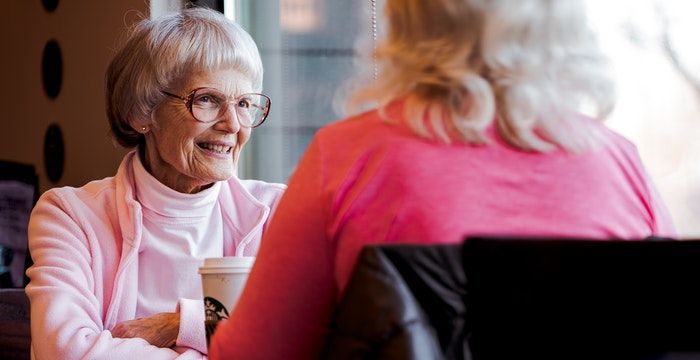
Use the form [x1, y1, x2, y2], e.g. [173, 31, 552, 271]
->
[192, 148, 238, 181]
[191, 164, 235, 185]
[210, 168, 235, 182]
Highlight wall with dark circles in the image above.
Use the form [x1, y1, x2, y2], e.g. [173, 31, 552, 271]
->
[0, 0, 148, 193]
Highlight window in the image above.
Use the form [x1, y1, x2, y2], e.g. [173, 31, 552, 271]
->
[586, 0, 700, 236]
[235, 0, 376, 184]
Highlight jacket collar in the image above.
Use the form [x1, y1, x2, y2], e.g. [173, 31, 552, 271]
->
[105, 151, 270, 328]
[114, 151, 269, 256]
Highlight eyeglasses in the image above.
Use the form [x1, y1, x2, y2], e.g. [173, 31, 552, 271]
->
[162, 87, 271, 128]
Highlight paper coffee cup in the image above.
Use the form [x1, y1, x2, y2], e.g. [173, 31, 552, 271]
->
[199, 256, 255, 345]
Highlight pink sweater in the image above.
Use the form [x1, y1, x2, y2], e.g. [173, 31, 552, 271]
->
[25, 151, 285, 359]
[210, 104, 676, 359]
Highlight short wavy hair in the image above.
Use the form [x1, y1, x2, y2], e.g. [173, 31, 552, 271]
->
[105, 7, 263, 148]
[346, 0, 615, 152]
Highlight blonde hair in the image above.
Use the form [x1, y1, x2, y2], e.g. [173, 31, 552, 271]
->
[346, 0, 615, 152]
[106, 7, 263, 148]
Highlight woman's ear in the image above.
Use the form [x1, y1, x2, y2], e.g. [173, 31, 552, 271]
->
[128, 117, 150, 134]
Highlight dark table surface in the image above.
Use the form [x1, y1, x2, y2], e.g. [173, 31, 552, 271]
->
[0, 288, 30, 360]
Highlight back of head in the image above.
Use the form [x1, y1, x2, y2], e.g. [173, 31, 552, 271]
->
[347, 0, 615, 152]
[105, 7, 263, 148]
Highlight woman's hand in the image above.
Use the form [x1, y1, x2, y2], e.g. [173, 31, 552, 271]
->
[112, 312, 180, 348]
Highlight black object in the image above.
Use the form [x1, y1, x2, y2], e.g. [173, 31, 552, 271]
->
[323, 244, 467, 360]
[0, 161, 39, 288]
[41, 0, 59, 12]
[41, 39, 62, 99]
[326, 238, 700, 360]
[43, 123, 64, 183]
[0, 247, 14, 288]
[187, 0, 224, 13]
[0, 288, 31, 360]
[464, 237, 700, 360]
[204, 296, 229, 346]
[0, 160, 39, 210]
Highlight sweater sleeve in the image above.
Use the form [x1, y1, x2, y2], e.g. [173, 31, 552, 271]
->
[176, 299, 208, 353]
[646, 176, 677, 238]
[622, 137, 677, 238]
[209, 134, 337, 359]
[25, 191, 206, 360]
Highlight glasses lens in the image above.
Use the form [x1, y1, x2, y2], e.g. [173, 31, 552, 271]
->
[191, 89, 226, 123]
[234, 94, 270, 127]
[189, 89, 270, 126]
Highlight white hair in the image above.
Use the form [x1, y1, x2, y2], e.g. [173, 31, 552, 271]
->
[344, 0, 616, 152]
[106, 7, 263, 148]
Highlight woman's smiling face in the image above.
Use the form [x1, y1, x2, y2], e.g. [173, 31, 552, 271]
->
[141, 68, 253, 194]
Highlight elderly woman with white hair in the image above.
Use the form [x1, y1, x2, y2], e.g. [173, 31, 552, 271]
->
[25, 7, 284, 359]
[209, 0, 676, 358]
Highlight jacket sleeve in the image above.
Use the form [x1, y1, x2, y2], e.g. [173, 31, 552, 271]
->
[176, 298, 207, 353]
[25, 190, 207, 360]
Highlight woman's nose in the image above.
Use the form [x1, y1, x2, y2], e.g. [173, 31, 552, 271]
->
[216, 106, 242, 133]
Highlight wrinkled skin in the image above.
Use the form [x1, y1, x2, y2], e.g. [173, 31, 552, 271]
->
[139, 68, 253, 194]
[112, 312, 180, 348]
[113, 68, 255, 346]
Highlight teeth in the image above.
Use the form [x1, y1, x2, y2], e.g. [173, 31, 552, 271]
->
[200, 143, 232, 154]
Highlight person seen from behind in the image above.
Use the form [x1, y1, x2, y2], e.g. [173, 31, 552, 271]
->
[210, 0, 676, 358]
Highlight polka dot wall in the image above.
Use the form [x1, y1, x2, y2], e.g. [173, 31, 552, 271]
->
[41, 0, 65, 184]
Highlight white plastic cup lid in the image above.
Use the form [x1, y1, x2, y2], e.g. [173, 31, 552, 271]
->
[199, 256, 255, 274]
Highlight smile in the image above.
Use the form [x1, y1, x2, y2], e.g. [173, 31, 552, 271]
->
[197, 142, 233, 155]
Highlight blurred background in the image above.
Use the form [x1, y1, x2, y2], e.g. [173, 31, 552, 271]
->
[1, 0, 699, 288]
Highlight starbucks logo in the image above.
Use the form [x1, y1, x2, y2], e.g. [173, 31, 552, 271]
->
[204, 296, 230, 321]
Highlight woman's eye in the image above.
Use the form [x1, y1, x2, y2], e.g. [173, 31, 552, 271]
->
[237, 99, 251, 109]
[193, 93, 221, 108]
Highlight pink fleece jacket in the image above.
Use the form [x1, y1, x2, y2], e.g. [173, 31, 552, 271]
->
[210, 103, 676, 359]
[25, 151, 285, 359]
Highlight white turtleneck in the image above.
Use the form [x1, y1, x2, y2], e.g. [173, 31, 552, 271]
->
[133, 155, 224, 318]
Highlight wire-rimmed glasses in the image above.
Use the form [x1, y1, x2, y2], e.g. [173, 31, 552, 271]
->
[162, 87, 271, 128]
